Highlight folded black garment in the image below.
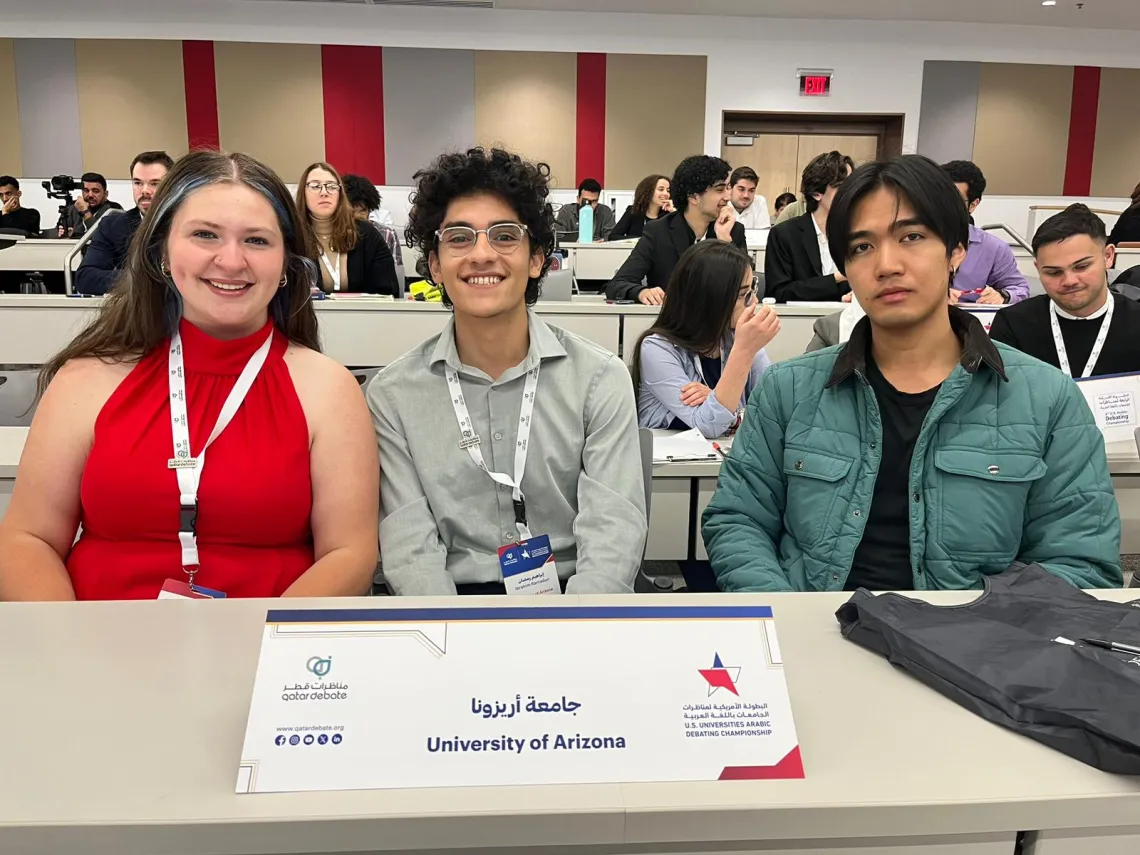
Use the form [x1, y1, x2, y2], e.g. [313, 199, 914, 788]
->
[836, 565, 1140, 774]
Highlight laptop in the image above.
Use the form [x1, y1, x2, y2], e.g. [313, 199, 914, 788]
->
[539, 268, 574, 302]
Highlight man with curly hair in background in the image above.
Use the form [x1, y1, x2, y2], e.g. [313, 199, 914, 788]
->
[366, 147, 647, 596]
[606, 155, 747, 306]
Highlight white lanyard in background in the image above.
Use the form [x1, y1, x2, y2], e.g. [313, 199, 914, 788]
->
[1050, 296, 1114, 378]
[167, 328, 275, 585]
[446, 363, 540, 542]
[319, 249, 342, 291]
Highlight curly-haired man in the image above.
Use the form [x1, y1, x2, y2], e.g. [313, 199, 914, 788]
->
[366, 147, 647, 596]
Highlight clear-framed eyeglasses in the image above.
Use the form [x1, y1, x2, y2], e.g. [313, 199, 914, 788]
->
[436, 223, 529, 256]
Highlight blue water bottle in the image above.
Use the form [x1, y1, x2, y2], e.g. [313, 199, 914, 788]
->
[578, 203, 594, 244]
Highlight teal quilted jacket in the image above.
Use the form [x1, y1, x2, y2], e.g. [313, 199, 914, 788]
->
[702, 309, 1122, 592]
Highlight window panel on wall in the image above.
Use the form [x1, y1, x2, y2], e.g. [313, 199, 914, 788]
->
[972, 63, 1072, 196]
[605, 54, 705, 191]
[214, 41, 325, 184]
[473, 51, 576, 189]
[75, 39, 188, 178]
[1090, 68, 1140, 199]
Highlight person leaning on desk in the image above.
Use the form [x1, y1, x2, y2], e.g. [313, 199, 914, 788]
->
[631, 241, 779, 439]
[605, 154, 747, 306]
[0, 151, 379, 601]
[703, 155, 1122, 593]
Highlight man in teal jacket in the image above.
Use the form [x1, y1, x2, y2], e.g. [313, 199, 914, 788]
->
[702, 155, 1121, 592]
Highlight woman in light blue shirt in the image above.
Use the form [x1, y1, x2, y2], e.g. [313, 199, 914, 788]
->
[630, 241, 780, 438]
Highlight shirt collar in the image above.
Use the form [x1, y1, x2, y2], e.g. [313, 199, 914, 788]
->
[968, 224, 984, 245]
[811, 214, 824, 239]
[430, 308, 568, 378]
[1052, 294, 1111, 321]
[825, 306, 1008, 389]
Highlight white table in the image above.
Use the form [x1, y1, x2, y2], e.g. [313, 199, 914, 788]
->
[0, 237, 76, 272]
[561, 240, 767, 282]
[1, 590, 1138, 854]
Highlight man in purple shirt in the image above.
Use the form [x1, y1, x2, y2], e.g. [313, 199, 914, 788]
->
[942, 160, 1030, 305]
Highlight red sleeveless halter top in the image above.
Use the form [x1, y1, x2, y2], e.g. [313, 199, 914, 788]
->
[67, 319, 314, 599]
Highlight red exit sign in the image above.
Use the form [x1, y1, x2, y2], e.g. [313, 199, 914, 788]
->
[799, 74, 832, 97]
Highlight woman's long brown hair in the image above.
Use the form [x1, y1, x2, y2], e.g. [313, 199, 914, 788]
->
[38, 151, 322, 398]
[296, 161, 359, 253]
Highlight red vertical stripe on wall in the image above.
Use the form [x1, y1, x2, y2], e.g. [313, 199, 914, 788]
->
[321, 45, 386, 184]
[1063, 66, 1101, 197]
[575, 53, 607, 187]
[182, 41, 220, 151]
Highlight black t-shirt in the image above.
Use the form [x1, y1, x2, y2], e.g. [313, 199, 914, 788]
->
[845, 351, 940, 592]
[0, 207, 41, 235]
[988, 293, 1140, 378]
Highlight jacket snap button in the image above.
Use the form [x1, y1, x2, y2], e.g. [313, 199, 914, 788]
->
[987, 465, 1000, 475]
[795, 460, 804, 471]
[853, 509, 861, 517]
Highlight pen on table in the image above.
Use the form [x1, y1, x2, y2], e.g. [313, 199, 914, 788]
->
[1080, 637, 1140, 656]
[712, 442, 727, 460]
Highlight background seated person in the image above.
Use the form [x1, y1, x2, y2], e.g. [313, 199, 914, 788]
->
[368, 147, 647, 596]
[1108, 180, 1140, 247]
[773, 192, 797, 220]
[941, 160, 1029, 305]
[632, 241, 778, 439]
[703, 155, 1121, 593]
[0, 176, 42, 235]
[765, 151, 854, 303]
[296, 162, 400, 297]
[775, 196, 806, 225]
[0, 151, 378, 601]
[990, 204, 1140, 377]
[805, 294, 865, 352]
[728, 166, 770, 230]
[554, 178, 614, 241]
[75, 150, 173, 295]
[342, 173, 404, 279]
[609, 174, 672, 240]
[61, 172, 123, 238]
[606, 154, 746, 306]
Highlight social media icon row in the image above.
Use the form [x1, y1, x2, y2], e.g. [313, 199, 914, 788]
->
[274, 733, 343, 746]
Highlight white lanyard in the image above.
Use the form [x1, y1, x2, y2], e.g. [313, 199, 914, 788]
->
[445, 363, 540, 541]
[167, 327, 274, 584]
[319, 249, 342, 292]
[1050, 296, 1114, 378]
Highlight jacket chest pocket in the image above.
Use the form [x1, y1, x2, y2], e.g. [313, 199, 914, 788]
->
[933, 449, 1046, 557]
[783, 448, 853, 549]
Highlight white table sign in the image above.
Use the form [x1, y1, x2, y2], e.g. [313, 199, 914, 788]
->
[236, 604, 802, 793]
[1076, 371, 1140, 445]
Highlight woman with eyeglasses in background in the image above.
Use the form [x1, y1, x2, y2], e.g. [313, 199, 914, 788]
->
[631, 241, 780, 439]
[296, 162, 400, 297]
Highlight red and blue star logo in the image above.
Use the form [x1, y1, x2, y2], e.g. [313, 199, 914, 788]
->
[698, 653, 741, 696]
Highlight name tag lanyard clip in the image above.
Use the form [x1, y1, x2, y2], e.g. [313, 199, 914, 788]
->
[167, 328, 274, 587]
[446, 363, 540, 542]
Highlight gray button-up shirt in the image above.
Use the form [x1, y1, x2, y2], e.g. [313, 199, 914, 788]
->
[367, 311, 647, 595]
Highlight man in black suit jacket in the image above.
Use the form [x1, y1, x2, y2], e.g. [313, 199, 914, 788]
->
[606, 155, 746, 304]
[765, 150, 854, 303]
[75, 150, 173, 295]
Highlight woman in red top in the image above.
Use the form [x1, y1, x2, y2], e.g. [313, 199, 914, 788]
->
[0, 151, 378, 600]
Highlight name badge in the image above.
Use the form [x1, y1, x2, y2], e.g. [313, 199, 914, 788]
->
[158, 579, 227, 600]
[498, 535, 560, 596]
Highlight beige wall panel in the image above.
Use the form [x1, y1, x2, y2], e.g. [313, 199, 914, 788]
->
[1090, 67, 1140, 199]
[474, 51, 576, 189]
[972, 63, 1072, 196]
[214, 41, 324, 184]
[606, 54, 705, 191]
[0, 40, 22, 176]
[74, 39, 187, 178]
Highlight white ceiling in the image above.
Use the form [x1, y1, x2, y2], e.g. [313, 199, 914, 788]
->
[295, 0, 1140, 31]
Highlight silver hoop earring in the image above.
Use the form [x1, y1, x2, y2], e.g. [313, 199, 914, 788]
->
[161, 261, 171, 278]
[279, 272, 288, 288]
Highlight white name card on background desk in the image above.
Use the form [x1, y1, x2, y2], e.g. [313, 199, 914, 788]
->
[236, 604, 802, 794]
[1076, 372, 1140, 445]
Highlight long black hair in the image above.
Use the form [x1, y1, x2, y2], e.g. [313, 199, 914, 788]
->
[630, 241, 754, 393]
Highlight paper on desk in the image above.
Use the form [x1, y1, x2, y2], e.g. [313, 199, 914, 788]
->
[653, 429, 719, 462]
[1075, 371, 1140, 445]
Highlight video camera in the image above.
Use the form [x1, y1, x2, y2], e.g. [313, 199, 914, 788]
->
[41, 174, 84, 201]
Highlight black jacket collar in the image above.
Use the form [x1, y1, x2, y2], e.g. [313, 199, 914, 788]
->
[666, 210, 715, 257]
[825, 306, 1008, 389]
